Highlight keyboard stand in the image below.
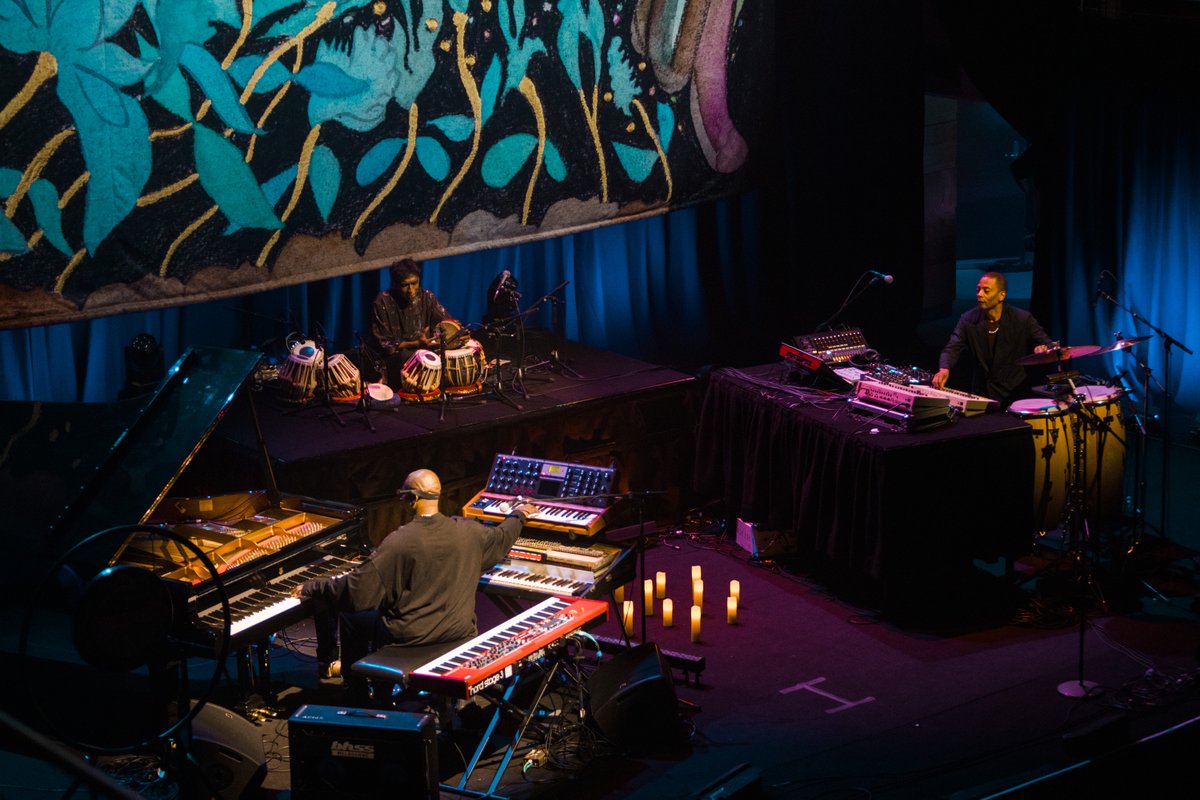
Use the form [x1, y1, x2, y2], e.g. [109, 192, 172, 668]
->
[445, 657, 563, 799]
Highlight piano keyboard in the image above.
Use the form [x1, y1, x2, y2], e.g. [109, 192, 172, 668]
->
[463, 491, 607, 536]
[194, 552, 361, 645]
[479, 563, 592, 596]
[408, 596, 607, 698]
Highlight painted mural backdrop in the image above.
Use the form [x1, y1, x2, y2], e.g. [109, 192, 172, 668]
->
[0, 0, 763, 329]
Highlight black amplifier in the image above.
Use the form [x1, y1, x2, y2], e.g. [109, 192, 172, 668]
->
[288, 704, 438, 799]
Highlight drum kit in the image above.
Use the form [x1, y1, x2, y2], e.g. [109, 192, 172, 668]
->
[1007, 336, 1150, 536]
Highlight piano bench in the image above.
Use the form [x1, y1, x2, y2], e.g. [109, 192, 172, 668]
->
[350, 638, 474, 705]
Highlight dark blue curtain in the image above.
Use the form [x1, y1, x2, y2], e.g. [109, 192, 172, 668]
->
[0, 200, 760, 403]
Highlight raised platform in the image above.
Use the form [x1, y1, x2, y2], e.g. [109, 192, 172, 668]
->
[182, 331, 699, 543]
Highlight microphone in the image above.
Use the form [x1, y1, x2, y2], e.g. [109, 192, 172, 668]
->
[867, 270, 894, 284]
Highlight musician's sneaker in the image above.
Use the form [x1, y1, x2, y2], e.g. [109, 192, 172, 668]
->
[318, 660, 341, 681]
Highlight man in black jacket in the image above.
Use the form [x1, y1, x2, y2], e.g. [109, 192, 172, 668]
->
[298, 468, 535, 696]
[932, 271, 1054, 408]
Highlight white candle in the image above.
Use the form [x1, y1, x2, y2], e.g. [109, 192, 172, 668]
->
[730, 579, 741, 603]
[727, 595, 738, 625]
[690, 604, 702, 643]
[691, 565, 702, 583]
[692, 578, 704, 608]
[622, 600, 634, 636]
[643, 579, 654, 616]
[655, 571, 667, 599]
[662, 598, 674, 627]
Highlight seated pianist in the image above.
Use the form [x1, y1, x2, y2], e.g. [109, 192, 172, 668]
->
[370, 258, 461, 389]
[293, 468, 536, 703]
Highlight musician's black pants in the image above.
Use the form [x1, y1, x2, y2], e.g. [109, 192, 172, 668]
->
[314, 607, 389, 699]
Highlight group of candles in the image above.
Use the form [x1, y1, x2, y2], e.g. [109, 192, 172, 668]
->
[616, 566, 740, 643]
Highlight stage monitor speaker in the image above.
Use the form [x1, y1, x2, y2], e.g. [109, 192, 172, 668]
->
[288, 704, 438, 800]
[188, 702, 267, 799]
[587, 642, 680, 752]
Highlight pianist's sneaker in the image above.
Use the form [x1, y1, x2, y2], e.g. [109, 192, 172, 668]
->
[318, 660, 341, 681]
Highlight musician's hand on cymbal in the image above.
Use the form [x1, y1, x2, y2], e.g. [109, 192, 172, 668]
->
[1033, 344, 1050, 354]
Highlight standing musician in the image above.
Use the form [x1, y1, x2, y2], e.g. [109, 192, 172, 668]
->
[932, 271, 1054, 408]
[371, 258, 457, 388]
[294, 468, 536, 701]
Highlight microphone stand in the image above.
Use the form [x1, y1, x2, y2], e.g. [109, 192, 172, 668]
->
[524, 281, 581, 379]
[476, 317, 523, 411]
[815, 272, 887, 332]
[352, 333, 384, 431]
[1097, 289, 1192, 541]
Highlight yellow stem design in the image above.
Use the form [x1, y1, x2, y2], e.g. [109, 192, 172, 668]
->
[52, 247, 89, 294]
[353, 104, 419, 238]
[150, 123, 193, 141]
[240, 2, 335, 104]
[631, 98, 672, 203]
[518, 76, 546, 226]
[0, 52, 57, 132]
[222, 0, 256, 69]
[578, 85, 607, 204]
[61, 173, 89, 207]
[160, 205, 218, 277]
[137, 174, 200, 207]
[431, 11, 481, 226]
[256, 123, 322, 266]
[245, 46, 304, 161]
[5, 129, 75, 219]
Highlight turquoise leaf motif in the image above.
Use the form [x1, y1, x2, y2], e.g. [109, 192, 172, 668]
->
[28, 179, 72, 255]
[481, 134, 537, 188]
[427, 115, 475, 143]
[613, 141, 658, 183]
[356, 138, 405, 186]
[308, 144, 340, 223]
[415, 137, 450, 182]
[193, 126, 282, 231]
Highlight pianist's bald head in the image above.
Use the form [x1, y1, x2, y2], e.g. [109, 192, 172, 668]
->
[400, 469, 442, 513]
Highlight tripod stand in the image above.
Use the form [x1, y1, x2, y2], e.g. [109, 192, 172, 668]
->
[523, 281, 582, 379]
[474, 317, 525, 410]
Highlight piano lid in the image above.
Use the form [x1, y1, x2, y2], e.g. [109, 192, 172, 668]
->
[39, 346, 264, 550]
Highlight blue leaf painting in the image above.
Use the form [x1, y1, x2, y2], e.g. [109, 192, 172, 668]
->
[428, 114, 475, 143]
[481, 134, 537, 188]
[225, 164, 298, 234]
[657, 101, 675, 154]
[308, 144, 340, 223]
[179, 44, 259, 133]
[193, 126, 282, 231]
[415, 137, 450, 182]
[356, 138, 405, 186]
[228, 56, 293, 94]
[56, 64, 151, 253]
[544, 140, 567, 182]
[613, 141, 658, 183]
[295, 62, 369, 98]
[28, 179, 72, 255]
[480, 57, 501, 126]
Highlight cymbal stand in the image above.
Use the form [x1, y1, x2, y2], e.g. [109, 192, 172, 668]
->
[1097, 288, 1193, 540]
[476, 319, 523, 411]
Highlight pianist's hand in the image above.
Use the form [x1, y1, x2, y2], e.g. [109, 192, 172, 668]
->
[512, 502, 538, 519]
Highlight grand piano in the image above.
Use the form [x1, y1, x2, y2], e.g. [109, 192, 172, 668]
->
[1, 346, 368, 717]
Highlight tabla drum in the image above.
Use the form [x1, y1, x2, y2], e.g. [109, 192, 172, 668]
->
[1008, 397, 1073, 533]
[277, 352, 319, 403]
[443, 338, 485, 395]
[1074, 385, 1126, 524]
[398, 349, 442, 401]
[326, 353, 361, 402]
